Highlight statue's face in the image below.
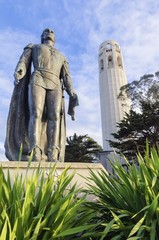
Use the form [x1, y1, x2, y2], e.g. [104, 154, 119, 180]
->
[41, 28, 55, 44]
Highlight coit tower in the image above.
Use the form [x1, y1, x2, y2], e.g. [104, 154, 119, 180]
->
[98, 40, 130, 151]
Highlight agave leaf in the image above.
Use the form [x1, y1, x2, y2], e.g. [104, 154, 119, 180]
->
[127, 237, 141, 240]
[98, 218, 116, 240]
[58, 200, 85, 231]
[24, 214, 44, 239]
[151, 148, 159, 172]
[147, 197, 158, 222]
[55, 224, 96, 237]
[128, 213, 147, 237]
[151, 176, 157, 189]
[10, 218, 18, 240]
[110, 235, 123, 240]
[25, 154, 34, 176]
[150, 219, 157, 240]
[30, 217, 43, 239]
[18, 144, 23, 161]
[6, 169, 12, 190]
[2, 181, 10, 204]
[40, 190, 77, 227]
[0, 218, 7, 240]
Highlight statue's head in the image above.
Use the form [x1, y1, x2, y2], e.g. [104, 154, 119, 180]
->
[41, 28, 55, 44]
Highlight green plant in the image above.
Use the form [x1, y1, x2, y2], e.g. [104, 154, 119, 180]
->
[65, 133, 102, 163]
[3, 144, 159, 240]
[0, 164, 96, 240]
[85, 144, 159, 239]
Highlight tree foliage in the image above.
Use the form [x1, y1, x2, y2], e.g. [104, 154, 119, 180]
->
[118, 71, 159, 109]
[109, 72, 159, 159]
[65, 133, 102, 163]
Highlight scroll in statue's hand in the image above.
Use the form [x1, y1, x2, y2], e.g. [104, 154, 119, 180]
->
[70, 91, 76, 98]
[68, 93, 79, 120]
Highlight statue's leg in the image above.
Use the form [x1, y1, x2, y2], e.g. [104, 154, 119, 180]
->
[28, 84, 46, 161]
[46, 89, 62, 161]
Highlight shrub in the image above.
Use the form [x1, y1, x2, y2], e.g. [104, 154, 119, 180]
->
[2, 144, 159, 239]
[0, 164, 95, 240]
[85, 144, 159, 239]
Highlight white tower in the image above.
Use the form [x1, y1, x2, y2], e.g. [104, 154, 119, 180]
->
[99, 40, 130, 151]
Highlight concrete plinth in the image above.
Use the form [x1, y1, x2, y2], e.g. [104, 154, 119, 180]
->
[0, 161, 105, 189]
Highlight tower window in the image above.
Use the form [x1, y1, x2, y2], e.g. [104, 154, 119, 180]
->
[115, 43, 120, 53]
[106, 43, 112, 49]
[106, 43, 112, 52]
[108, 56, 113, 68]
[117, 56, 123, 68]
[100, 59, 104, 71]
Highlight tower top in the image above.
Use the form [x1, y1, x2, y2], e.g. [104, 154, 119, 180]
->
[99, 40, 124, 70]
[99, 40, 121, 55]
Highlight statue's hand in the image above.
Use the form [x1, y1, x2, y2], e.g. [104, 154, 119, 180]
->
[14, 61, 26, 83]
[14, 68, 25, 85]
[70, 91, 76, 98]
[14, 68, 23, 79]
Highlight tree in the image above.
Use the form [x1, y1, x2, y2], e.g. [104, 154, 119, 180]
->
[65, 133, 102, 163]
[109, 72, 159, 159]
[118, 72, 159, 109]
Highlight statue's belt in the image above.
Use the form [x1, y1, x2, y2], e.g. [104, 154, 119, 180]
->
[34, 68, 59, 77]
[33, 69, 60, 86]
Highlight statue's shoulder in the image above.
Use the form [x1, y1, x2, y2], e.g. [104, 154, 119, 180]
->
[24, 43, 34, 50]
[54, 48, 66, 60]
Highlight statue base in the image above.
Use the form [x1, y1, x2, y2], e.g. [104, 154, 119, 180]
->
[0, 161, 105, 189]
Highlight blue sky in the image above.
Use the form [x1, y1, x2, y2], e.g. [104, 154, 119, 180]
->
[0, 0, 159, 159]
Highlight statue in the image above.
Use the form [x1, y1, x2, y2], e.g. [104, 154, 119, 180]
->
[5, 28, 78, 162]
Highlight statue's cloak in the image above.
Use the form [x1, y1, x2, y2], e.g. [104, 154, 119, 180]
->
[4, 67, 66, 162]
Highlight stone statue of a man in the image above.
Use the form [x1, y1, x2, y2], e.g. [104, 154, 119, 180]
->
[5, 28, 78, 162]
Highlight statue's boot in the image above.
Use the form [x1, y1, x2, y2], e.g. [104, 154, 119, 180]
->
[47, 119, 60, 162]
[29, 115, 43, 161]
[32, 147, 42, 161]
[47, 147, 59, 162]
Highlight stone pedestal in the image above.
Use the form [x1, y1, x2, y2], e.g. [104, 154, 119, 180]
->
[0, 161, 105, 189]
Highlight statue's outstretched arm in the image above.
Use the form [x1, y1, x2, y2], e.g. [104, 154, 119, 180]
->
[14, 43, 33, 84]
